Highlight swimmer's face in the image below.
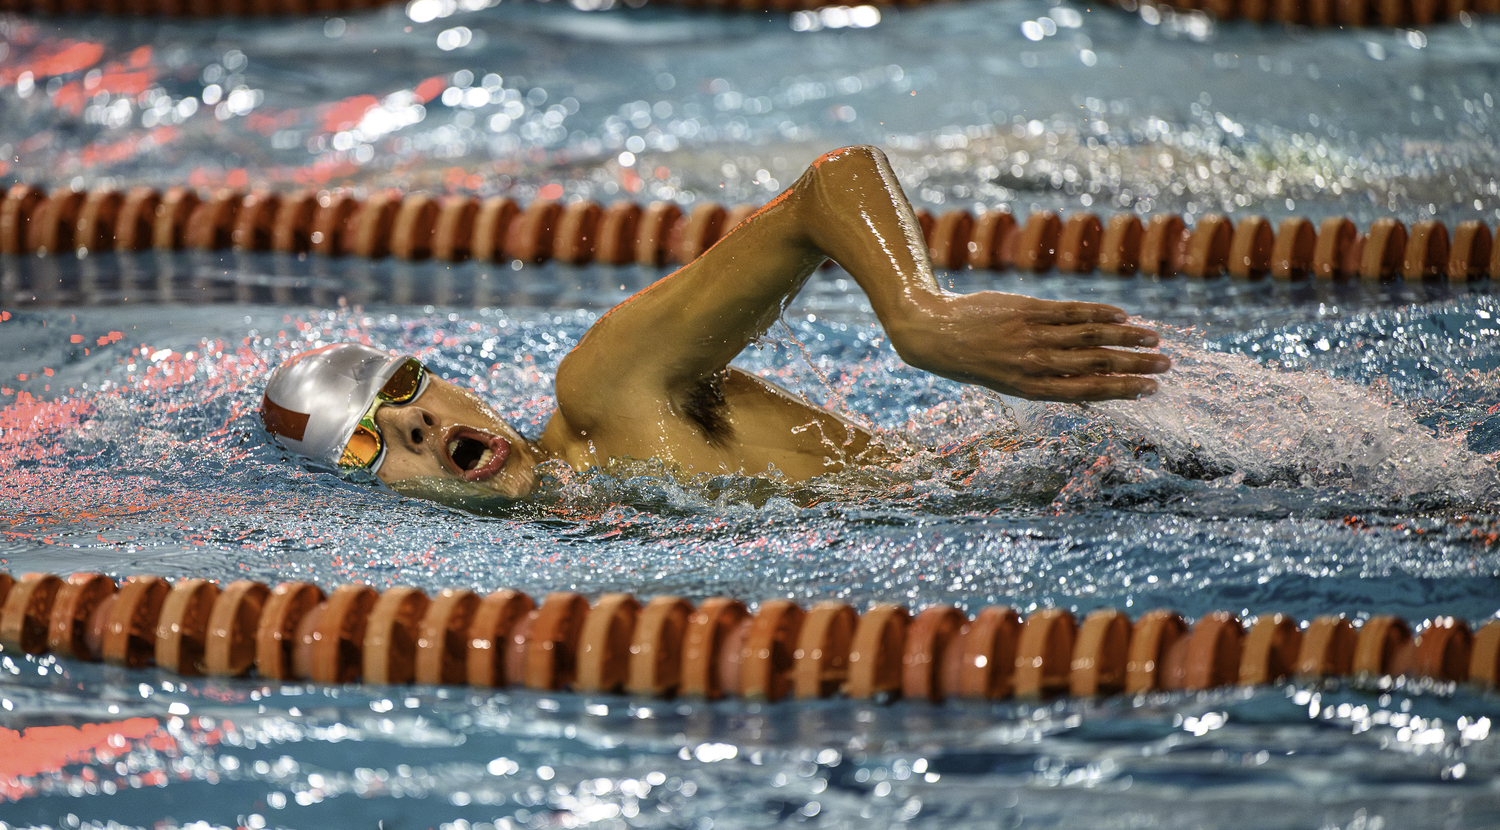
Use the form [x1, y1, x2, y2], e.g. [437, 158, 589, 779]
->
[372, 375, 541, 500]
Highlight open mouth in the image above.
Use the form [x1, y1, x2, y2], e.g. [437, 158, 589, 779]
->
[441, 426, 511, 482]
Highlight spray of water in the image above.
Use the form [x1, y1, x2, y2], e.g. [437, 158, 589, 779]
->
[1094, 337, 1500, 504]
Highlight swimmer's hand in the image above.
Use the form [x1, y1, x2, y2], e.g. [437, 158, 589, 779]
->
[886, 292, 1170, 403]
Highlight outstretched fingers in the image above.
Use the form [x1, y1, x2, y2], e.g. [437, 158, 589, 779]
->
[1023, 300, 1132, 326]
[1034, 348, 1172, 379]
[1033, 322, 1161, 350]
[1013, 374, 1161, 403]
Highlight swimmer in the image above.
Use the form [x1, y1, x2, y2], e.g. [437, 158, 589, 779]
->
[260, 145, 1171, 500]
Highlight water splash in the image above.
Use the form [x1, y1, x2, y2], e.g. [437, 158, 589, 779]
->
[1098, 337, 1500, 502]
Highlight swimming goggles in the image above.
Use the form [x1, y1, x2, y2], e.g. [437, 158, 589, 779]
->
[338, 357, 430, 471]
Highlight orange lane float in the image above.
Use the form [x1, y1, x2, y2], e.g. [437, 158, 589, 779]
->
[0, 573, 64, 655]
[1, 573, 1497, 703]
[154, 578, 220, 675]
[252, 581, 322, 681]
[2, 185, 1495, 282]
[465, 588, 535, 688]
[1071, 607, 1130, 696]
[0, 185, 43, 255]
[204, 580, 269, 677]
[415, 587, 481, 685]
[47, 573, 116, 661]
[574, 592, 639, 694]
[1238, 611, 1301, 685]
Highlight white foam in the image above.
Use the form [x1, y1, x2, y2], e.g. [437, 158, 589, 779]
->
[1095, 342, 1499, 501]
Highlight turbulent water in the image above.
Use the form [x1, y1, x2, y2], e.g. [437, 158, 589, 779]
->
[4, 0, 1500, 827]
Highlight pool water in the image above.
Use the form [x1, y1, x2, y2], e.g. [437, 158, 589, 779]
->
[4, 0, 1500, 827]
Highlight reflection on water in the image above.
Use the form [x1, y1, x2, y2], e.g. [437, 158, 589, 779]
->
[2, 250, 660, 310]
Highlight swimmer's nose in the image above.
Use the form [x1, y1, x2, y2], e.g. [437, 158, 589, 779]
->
[378, 405, 440, 452]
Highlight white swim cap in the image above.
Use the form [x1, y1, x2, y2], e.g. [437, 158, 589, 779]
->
[260, 343, 410, 468]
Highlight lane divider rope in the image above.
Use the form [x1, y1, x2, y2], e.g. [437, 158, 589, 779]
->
[2, 183, 1495, 282]
[2, 572, 1497, 700]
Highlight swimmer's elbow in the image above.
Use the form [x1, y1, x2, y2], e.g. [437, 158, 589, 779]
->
[807, 145, 887, 182]
[799, 145, 899, 226]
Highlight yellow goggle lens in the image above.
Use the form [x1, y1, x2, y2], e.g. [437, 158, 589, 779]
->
[379, 358, 425, 404]
[340, 423, 384, 468]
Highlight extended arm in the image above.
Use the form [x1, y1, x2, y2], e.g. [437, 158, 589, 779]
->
[554, 146, 1169, 431]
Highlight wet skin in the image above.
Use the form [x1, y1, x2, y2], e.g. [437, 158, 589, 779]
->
[373, 145, 1170, 498]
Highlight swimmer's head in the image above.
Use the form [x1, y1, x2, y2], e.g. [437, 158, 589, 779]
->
[260, 343, 542, 500]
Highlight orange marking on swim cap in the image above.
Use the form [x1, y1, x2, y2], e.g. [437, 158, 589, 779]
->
[261, 395, 310, 441]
